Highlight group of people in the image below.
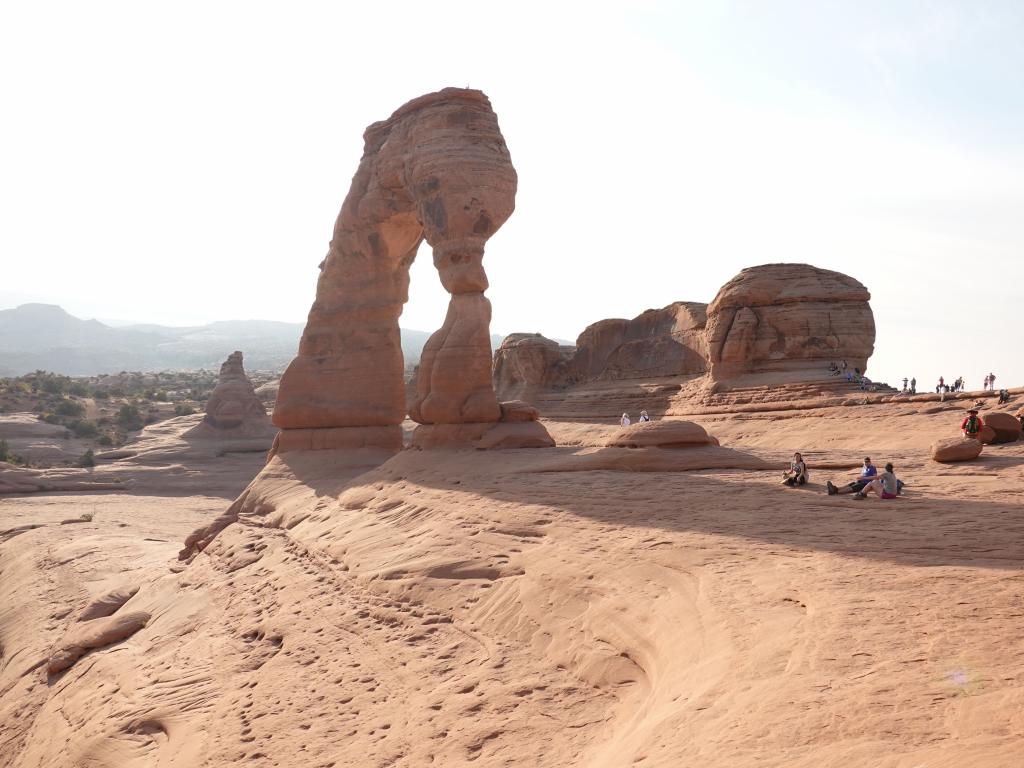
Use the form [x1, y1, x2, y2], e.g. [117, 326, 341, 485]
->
[929, 374, 996, 395]
[983, 373, 998, 391]
[782, 455, 901, 499]
[901, 377, 918, 394]
[619, 410, 650, 427]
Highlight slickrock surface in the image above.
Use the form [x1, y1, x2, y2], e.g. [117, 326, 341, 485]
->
[2, 396, 1023, 767]
[706, 263, 874, 386]
[274, 88, 516, 444]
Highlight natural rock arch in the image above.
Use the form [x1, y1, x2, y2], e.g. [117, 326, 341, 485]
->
[274, 88, 517, 449]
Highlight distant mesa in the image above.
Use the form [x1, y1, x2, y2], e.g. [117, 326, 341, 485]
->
[186, 351, 275, 439]
[273, 87, 553, 451]
[494, 263, 878, 404]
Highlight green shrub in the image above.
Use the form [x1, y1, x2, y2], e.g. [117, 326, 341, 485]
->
[97, 435, 114, 446]
[155, 390, 168, 402]
[174, 403, 196, 416]
[71, 419, 99, 438]
[116, 403, 143, 430]
[77, 448, 96, 468]
[55, 398, 85, 418]
[0, 440, 14, 464]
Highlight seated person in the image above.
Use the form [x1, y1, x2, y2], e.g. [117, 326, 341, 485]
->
[998, 389, 1010, 405]
[826, 457, 877, 495]
[782, 452, 809, 486]
[961, 409, 984, 440]
[855, 462, 899, 499]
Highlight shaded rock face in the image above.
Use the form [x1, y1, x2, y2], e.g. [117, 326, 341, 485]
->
[981, 412, 1022, 444]
[492, 334, 574, 401]
[493, 302, 709, 397]
[706, 264, 874, 385]
[274, 88, 516, 444]
[203, 352, 268, 430]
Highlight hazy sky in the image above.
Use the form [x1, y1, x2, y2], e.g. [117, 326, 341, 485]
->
[2, 1, 1022, 389]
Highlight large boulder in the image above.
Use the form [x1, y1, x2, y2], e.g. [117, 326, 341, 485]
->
[492, 334, 573, 401]
[705, 264, 875, 385]
[274, 88, 517, 447]
[981, 412, 1022, 444]
[605, 420, 717, 449]
[931, 437, 983, 463]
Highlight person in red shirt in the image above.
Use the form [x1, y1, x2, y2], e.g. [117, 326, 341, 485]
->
[961, 409, 984, 440]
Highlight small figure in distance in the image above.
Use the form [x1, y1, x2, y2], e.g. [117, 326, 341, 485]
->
[961, 408, 984, 440]
[854, 462, 900, 499]
[997, 389, 1010, 405]
[937, 376, 945, 394]
[620, 412, 631, 427]
[989, 372, 996, 392]
[902, 377, 908, 392]
[638, 409, 651, 422]
[910, 377, 917, 394]
[782, 452, 809, 487]
[827, 457, 877, 496]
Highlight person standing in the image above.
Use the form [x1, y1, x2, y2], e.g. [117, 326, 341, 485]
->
[620, 413, 631, 427]
[910, 377, 917, 394]
[902, 377, 908, 392]
[989, 372, 996, 392]
[961, 409, 984, 440]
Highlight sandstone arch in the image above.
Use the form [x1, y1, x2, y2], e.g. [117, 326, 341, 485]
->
[274, 89, 517, 450]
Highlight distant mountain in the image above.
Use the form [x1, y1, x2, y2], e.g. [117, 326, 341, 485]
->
[0, 304, 505, 376]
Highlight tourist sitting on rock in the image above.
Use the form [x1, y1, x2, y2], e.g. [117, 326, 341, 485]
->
[620, 413, 631, 427]
[782, 452, 808, 487]
[854, 462, 900, 500]
[997, 389, 1010, 405]
[961, 409, 984, 440]
[639, 410, 651, 422]
[826, 457, 877, 495]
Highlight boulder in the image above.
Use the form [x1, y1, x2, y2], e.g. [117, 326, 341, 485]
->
[931, 437, 983, 463]
[981, 412, 1021, 444]
[978, 425, 997, 445]
[499, 400, 540, 422]
[605, 420, 716, 449]
[492, 334, 573, 401]
[705, 264, 874, 385]
[274, 88, 516, 441]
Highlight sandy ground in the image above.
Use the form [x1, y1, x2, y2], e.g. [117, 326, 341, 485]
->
[1, 397, 1022, 767]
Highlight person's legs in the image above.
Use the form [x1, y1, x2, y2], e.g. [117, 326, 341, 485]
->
[855, 479, 882, 498]
[831, 480, 864, 495]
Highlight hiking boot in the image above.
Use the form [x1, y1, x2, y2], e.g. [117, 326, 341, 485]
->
[826, 481, 837, 496]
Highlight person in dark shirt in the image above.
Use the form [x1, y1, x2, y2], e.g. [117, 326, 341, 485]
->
[827, 457, 877, 495]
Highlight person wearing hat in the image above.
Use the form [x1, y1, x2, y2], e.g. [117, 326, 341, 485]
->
[826, 457, 877, 495]
[961, 409, 984, 440]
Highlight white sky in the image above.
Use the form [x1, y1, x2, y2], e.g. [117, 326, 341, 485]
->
[1, 1, 1022, 389]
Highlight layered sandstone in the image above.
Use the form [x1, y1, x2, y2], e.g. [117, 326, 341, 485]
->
[274, 88, 517, 450]
[706, 264, 874, 386]
[492, 334, 573, 401]
[186, 351, 273, 439]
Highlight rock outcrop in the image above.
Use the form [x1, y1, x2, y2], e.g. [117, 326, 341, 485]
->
[186, 352, 273, 439]
[981, 412, 1022, 444]
[274, 88, 520, 450]
[705, 264, 874, 385]
[931, 437, 984, 463]
[493, 302, 709, 400]
[492, 334, 573, 401]
[604, 420, 718, 449]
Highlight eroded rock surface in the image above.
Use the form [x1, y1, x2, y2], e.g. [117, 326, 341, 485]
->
[492, 334, 574, 401]
[706, 264, 874, 386]
[187, 351, 272, 438]
[274, 88, 516, 449]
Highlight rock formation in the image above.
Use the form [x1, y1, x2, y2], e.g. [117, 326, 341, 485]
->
[981, 412, 1022, 444]
[493, 302, 709, 401]
[604, 420, 719, 449]
[706, 264, 874, 386]
[492, 334, 574, 401]
[931, 437, 984, 463]
[274, 88, 521, 450]
[186, 351, 273, 438]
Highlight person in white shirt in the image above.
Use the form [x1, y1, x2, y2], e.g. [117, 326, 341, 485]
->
[639, 410, 650, 422]
[620, 413, 630, 427]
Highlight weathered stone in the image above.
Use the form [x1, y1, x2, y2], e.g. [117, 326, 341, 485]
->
[981, 412, 1021, 443]
[931, 437, 984, 463]
[187, 351, 274, 439]
[499, 400, 540, 422]
[706, 264, 874, 385]
[492, 334, 573, 401]
[275, 88, 516, 440]
[604, 420, 715, 448]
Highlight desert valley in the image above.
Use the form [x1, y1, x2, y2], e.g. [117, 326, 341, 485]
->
[2, 82, 1023, 768]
